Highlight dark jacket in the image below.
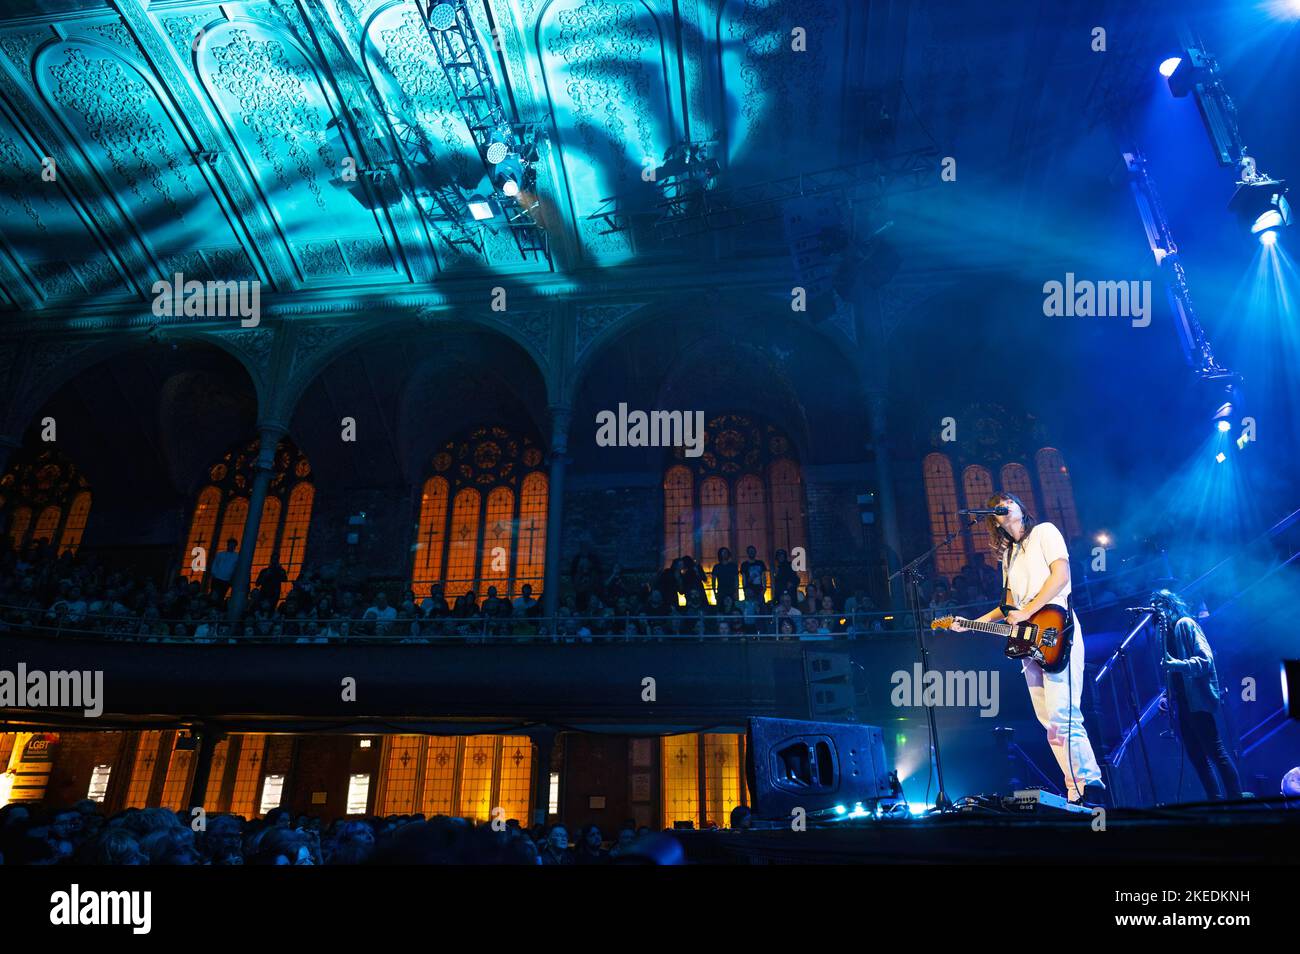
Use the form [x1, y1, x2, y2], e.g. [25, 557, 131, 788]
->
[1164, 616, 1224, 716]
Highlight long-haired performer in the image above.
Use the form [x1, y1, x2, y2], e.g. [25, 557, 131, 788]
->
[1152, 588, 1243, 801]
[950, 492, 1106, 805]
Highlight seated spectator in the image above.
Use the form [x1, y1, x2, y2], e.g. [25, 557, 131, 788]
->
[512, 583, 538, 617]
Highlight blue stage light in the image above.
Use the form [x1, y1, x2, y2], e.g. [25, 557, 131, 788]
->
[1159, 57, 1182, 78]
[1217, 419, 1232, 433]
[1261, 229, 1279, 247]
[1215, 452, 1227, 463]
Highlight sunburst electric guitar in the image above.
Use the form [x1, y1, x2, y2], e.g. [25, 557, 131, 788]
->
[930, 603, 1073, 673]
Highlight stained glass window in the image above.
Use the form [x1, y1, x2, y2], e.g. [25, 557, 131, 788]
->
[702, 734, 745, 829]
[411, 425, 549, 599]
[180, 438, 313, 596]
[962, 465, 996, 566]
[420, 736, 460, 816]
[1000, 462, 1039, 519]
[228, 734, 267, 818]
[1, 449, 91, 553]
[160, 744, 193, 811]
[1036, 447, 1081, 540]
[923, 453, 965, 578]
[457, 736, 497, 823]
[380, 736, 423, 815]
[661, 734, 700, 828]
[663, 733, 747, 830]
[369, 735, 534, 824]
[204, 738, 230, 810]
[59, 491, 92, 555]
[125, 731, 163, 808]
[661, 416, 805, 602]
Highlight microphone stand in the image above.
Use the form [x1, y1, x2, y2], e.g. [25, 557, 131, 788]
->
[1095, 611, 1159, 804]
[889, 514, 981, 813]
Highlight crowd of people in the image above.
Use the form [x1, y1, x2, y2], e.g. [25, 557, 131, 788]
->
[0, 800, 696, 865]
[0, 537, 1013, 643]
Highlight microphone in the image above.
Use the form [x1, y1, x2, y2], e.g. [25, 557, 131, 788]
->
[1125, 606, 1158, 613]
[959, 507, 1008, 516]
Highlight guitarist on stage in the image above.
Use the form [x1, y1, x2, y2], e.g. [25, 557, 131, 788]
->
[1152, 588, 1243, 802]
[950, 492, 1106, 806]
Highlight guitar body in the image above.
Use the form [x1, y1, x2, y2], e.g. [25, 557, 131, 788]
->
[999, 603, 1072, 673]
[931, 604, 1073, 673]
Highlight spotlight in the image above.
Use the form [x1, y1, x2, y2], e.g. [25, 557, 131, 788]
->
[428, 3, 457, 30]
[1095, 532, 1111, 546]
[1215, 452, 1227, 463]
[466, 194, 496, 221]
[1216, 419, 1232, 433]
[485, 141, 510, 165]
[1158, 57, 1182, 78]
[1228, 175, 1291, 236]
[1260, 229, 1279, 247]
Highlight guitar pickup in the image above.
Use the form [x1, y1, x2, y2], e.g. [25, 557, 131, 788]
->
[1039, 629, 1058, 647]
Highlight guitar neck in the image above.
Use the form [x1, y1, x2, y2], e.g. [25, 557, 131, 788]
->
[957, 617, 1012, 636]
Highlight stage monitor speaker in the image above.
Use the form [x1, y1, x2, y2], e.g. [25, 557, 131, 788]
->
[804, 651, 856, 721]
[746, 717, 892, 818]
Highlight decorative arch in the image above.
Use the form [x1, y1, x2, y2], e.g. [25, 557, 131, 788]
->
[661, 413, 806, 601]
[999, 462, 1039, 519]
[962, 464, 995, 566]
[181, 436, 314, 599]
[0, 448, 92, 555]
[412, 424, 548, 599]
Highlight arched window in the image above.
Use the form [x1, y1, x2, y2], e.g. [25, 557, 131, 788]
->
[411, 425, 549, 599]
[923, 453, 964, 578]
[0, 448, 92, 555]
[1035, 447, 1081, 540]
[999, 463, 1038, 518]
[660, 414, 807, 603]
[962, 465, 995, 566]
[181, 437, 314, 600]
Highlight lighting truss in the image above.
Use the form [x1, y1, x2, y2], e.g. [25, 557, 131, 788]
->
[416, 0, 549, 261]
[1123, 149, 1235, 382]
[586, 146, 942, 241]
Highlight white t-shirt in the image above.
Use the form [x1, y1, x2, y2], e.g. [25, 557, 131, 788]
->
[1003, 522, 1071, 610]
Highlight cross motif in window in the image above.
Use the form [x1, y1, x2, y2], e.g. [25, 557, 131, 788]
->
[511, 749, 524, 767]
[715, 750, 729, 766]
[435, 751, 450, 768]
[674, 749, 688, 766]
[399, 751, 411, 768]
[473, 749, 488, 766]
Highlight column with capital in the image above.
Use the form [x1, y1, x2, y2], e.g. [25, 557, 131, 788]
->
[541, 406, 571, 626]
[227, 423, 287, 621]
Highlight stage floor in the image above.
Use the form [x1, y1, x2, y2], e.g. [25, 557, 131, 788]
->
[675, 806, 1300, 864]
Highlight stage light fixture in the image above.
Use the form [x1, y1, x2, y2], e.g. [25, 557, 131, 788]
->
[1215, 451, 1227, 463]
[429, 3, 457, 30]
[485, 140, 510, 165]
[1216, 419, 1232, 433]
[1260, 229, 1279, 247]
[1159, 57, 1182, 78]
[467, 194, 496, 221]
[1095, 532, 1111, 546]
[1228, 174, 1290, 236]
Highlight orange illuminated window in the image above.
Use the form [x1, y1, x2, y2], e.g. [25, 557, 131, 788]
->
[1, 448, 91, 552]
[280, 483, 313, 584]
[412, 477, 450, 598]
[204, 738, 230, 810]
[661, 416, 806, 602]
[769, 458, 806, 585]
[413, 427, 548, 599]
[735, 475, 768, 558]
[445, 488, 482, 597]
[420, 736, 460, 816]
[161, 743, 194, 811]
[182, 438, 313, 595]
[31, 505, 61, 549]
[228, 734, 267, 818]
[1035, 448, 1081, 540]
[703, 734, 745, 829]
[698, 477, 730, 600]
[1000, 463, 1039, 519]
[250, 496, 281, 595]
[478, 487, 515, 596]
[125, 731, 163, 808]
[380, 736, 423, 815]
[457, 736, 496, 823]
[183, 487, 222, 582]
[59, 491, 92, 555]
[497, 736, 533, 823]
[662, 734, 700, 827]
[8, 506, 31, 551]
[924, 453, 964, 578]
[663, 465, 694, 562]
[963, 465, 996, 566]
[514, 473, 548, 596]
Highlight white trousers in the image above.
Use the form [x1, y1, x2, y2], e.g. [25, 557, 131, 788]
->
[1023, 620, 1103, 800]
